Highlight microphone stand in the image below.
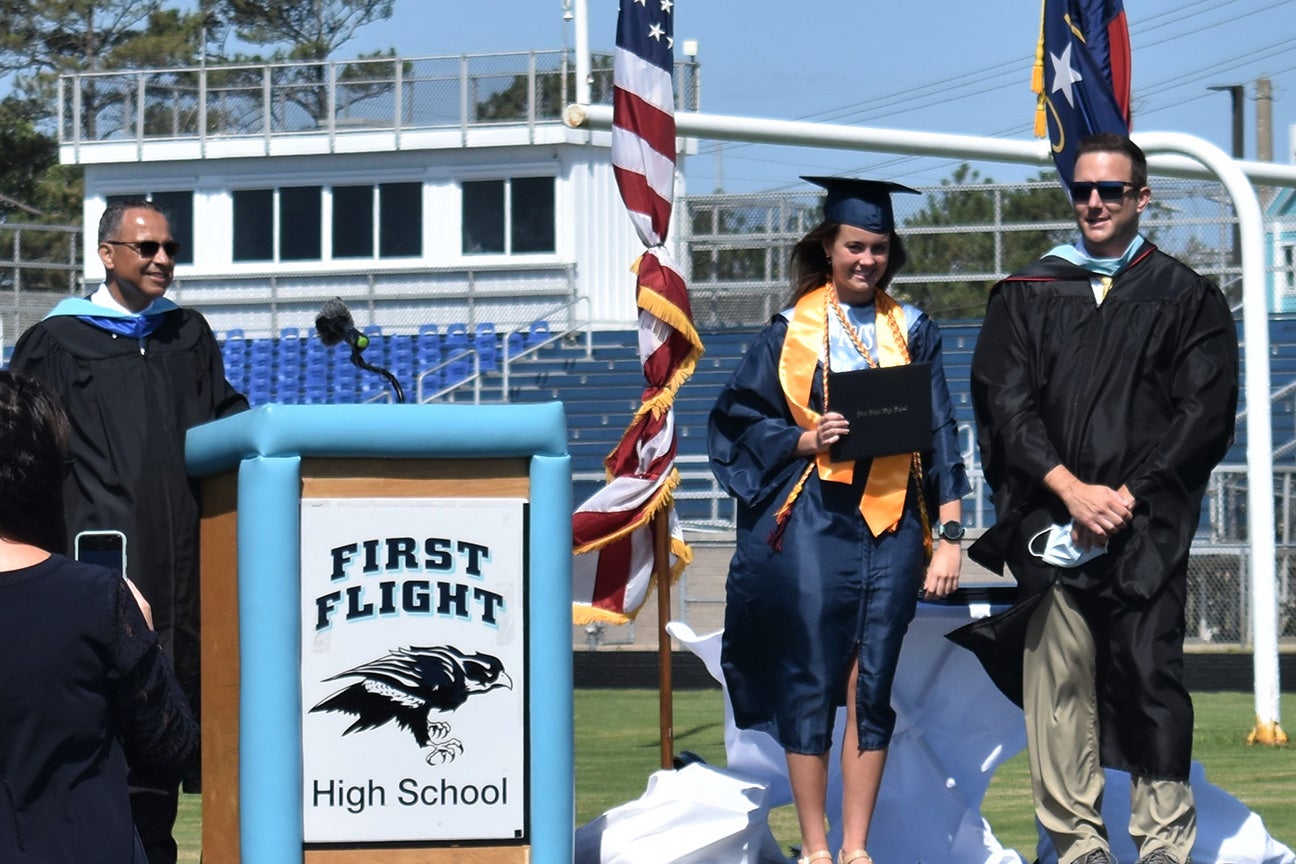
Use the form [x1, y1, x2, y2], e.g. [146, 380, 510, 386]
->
[350, 348, 406, 404]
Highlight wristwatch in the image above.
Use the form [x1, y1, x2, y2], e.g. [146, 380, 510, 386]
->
[936, 520, 965, 542]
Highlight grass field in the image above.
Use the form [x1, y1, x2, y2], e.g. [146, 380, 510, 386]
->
[174, 689, 1294, 862]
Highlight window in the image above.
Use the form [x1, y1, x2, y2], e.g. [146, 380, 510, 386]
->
[511, 177, 555, 253]
[231, 182, 424, 263]
[462, 177, 555, 255]
[233, 189, 273, 261]
[280, 186, 322, 261]
[333, 185, 374, 258]
[104, 191, 194, 265]
[462, 180, 504, 254]
[379, 182, 422, 257]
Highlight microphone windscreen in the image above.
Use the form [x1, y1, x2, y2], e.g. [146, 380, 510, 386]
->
[315, 297, 353, 346]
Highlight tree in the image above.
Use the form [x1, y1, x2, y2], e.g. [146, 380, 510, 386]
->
[199, 0, 399, 129]
[204, 0, 393, 62]
[896, 164, 1075, 319]
[0, 97, 58, 214]
[0, 1, 393, 223]
[475, 52, 615, 123]
[0, 3, 220, 221]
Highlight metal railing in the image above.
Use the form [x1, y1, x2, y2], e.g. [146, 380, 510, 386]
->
[415, 296, 595, 404]
[58, 51, 700, 155]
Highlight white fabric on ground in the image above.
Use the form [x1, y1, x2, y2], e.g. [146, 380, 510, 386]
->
[574, 760, 786, 864]
[669, 603, 1296, 864]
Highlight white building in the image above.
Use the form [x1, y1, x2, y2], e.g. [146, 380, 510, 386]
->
[59, 52, 694, 339]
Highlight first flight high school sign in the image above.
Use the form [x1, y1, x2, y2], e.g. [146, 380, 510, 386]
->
[299, 497, 527, 844]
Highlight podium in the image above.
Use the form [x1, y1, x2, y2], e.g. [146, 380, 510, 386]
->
[185, 403, 573, 864]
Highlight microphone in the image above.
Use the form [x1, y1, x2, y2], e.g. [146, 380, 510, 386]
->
[313, 297, 406, 404]
[315, 298, 370, 353]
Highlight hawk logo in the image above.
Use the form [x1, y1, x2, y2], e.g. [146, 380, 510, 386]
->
[310, 645, 512, 765]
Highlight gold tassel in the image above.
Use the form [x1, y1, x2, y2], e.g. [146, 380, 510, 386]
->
[912, 453, 933, 565]
[768, 461, 816, 552]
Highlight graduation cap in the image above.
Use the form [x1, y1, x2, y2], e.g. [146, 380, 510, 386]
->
[802, 176, 921, 234]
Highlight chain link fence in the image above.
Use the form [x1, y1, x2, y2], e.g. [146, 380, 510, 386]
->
[683, 174, 1252, 328]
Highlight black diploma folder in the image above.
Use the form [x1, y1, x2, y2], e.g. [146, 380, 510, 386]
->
[827, 362, 932, 461]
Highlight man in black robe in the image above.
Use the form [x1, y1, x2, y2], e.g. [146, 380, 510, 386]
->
[8, 199, 247, 864]
[950, 135, 1238, 864]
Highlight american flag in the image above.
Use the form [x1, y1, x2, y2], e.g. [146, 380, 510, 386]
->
[1033, 0, 1132, 185]
[572, 0, 702, 624]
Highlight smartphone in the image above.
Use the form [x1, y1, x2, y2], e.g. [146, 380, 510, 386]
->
[75, 529, 127, 579]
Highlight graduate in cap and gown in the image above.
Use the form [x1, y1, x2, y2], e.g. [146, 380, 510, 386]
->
[707, 177, 970, 864]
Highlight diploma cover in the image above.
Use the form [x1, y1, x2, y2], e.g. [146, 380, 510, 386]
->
[828, 363, 932, 461]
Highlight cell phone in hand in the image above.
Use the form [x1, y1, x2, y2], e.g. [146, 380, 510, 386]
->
[74, 529, 127, 579]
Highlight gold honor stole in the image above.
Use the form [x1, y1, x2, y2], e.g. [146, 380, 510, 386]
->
[775, 284, 914, 539]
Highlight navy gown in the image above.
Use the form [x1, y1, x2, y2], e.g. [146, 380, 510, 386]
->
[708, 300, 968, 754]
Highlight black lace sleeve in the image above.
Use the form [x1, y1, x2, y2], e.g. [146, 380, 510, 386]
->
[107, 578, 200, 782]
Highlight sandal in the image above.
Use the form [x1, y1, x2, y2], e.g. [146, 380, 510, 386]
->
[798, 851, 832, 864]
[839, 851, 873, 864]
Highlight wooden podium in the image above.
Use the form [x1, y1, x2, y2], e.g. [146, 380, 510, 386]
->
[186, 403, 573, 864]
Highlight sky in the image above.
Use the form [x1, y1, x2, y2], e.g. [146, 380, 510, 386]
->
[335, 0, 1296, 194]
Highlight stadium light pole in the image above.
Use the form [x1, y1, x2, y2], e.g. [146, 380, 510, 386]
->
[572, 0, 590, 106]
[1209, 84, 1246, 267]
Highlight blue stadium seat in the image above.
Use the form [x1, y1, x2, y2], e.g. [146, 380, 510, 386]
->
[445, 322, 469, 350]
[527, 319, 551, 349]
[443, 323, 472, 385]
[443, 355, 472, 388]
[245, 364, 274, 406]
[474, 323, 498, 373]
[333, 359, 361, 403]
[416, 324, 441, 370]
[303, 358, 332, 404]
[388, 335, 415, 390]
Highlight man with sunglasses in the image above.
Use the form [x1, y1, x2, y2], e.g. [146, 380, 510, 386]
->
[9, 199, 247, 864]
[952, 134, 1239, 864]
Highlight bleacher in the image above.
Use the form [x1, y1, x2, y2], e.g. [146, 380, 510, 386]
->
[218, 320, 550, 407]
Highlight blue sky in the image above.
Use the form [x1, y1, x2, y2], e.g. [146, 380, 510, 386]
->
[344, 1, 1294, 192]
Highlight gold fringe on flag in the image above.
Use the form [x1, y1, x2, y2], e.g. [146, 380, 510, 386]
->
[571, 529, 694, 626]
[1033, 0, 1048, 137]
[571, 467, 695, 626]
[574, 467, 683, 556]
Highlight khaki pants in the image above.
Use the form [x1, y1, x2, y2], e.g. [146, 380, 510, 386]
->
[1023, 584, 1196, 864]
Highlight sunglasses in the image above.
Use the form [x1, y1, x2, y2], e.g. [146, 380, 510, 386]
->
[1069, 181, 1137, 203]
[102, 239, 181, 258]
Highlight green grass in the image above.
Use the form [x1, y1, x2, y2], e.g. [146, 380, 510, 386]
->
[175, 690, 1294, 860]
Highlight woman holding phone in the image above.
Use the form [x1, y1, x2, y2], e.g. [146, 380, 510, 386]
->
[0, 370, 196, 862]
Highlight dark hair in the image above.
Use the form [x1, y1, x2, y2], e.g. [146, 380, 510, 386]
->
[0, 371, 70, 552]
[787, 219, 909, 306]
[1076, 133, 1148, 189]
[98, 198, 166, 243]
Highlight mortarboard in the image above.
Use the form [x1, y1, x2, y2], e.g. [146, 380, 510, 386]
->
[801, 176, 921, 234]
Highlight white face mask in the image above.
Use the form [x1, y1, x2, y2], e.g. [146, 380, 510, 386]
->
[1028, 522, 1108, 568]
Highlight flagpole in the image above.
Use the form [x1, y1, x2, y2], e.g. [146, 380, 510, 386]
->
[654, 507, 674, 769]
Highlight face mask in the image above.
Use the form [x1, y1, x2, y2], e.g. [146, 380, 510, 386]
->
[1028, 522, 1108, 568]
